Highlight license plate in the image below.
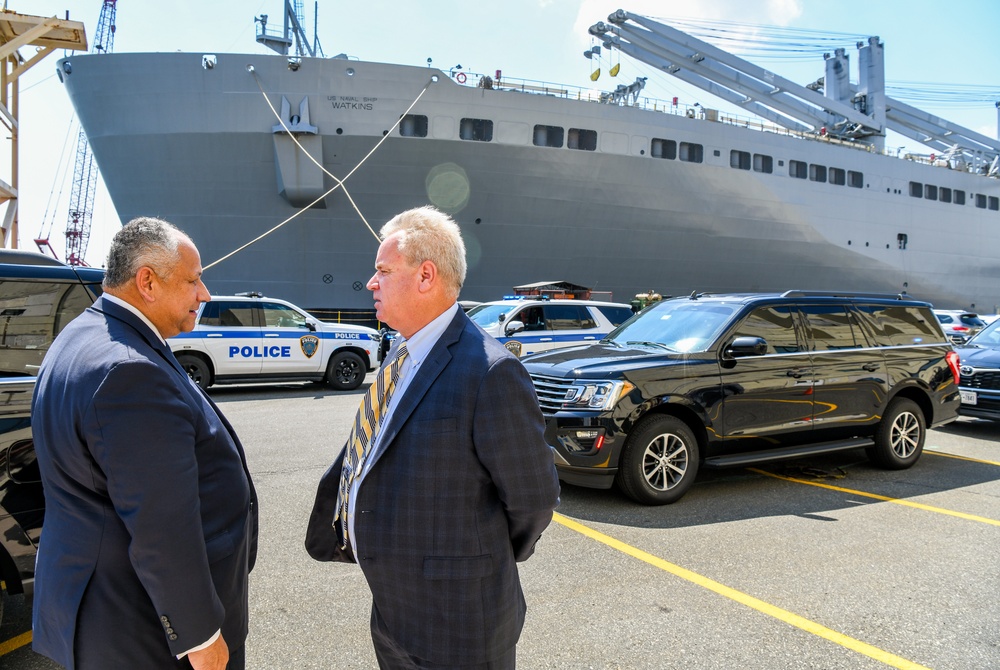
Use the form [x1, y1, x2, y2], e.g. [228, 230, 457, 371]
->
[960, 390, 977, 405]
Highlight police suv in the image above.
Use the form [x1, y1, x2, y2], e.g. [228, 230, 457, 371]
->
[169, 293, 380, 391]
[465, 297, 634, 357]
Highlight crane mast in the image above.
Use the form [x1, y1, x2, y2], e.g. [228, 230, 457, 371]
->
[63, 0, 116, 266]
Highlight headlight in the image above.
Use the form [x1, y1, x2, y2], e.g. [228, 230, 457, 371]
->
[561, 380, 634, 410]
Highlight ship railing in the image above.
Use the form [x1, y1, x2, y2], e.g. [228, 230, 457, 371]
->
[448, 71, 994, 172]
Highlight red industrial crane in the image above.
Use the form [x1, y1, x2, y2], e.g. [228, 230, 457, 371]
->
[62, 0, 117, 266]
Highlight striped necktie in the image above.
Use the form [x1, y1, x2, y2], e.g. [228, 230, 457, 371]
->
[335, 342, 409, 548]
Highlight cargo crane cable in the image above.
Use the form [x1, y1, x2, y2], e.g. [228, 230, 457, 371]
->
[205, 66, 432, 271]
[37, 117, 79, 245]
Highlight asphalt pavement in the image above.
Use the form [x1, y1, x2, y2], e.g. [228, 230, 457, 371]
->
[3, 379, 999, 669]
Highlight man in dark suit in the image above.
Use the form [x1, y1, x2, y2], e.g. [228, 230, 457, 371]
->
[307, 206, 560, 669]
[31, 217, 257, 670]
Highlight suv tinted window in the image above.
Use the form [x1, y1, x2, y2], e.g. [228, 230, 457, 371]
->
[543, 305, 596, 330]
[262, 302, 309, 328]
[200, 300, 255, 327]
[0, 280, 96, 376]
[800, 305, 860, 350]
[733, 305, 801, 354]
[856, 304, 940, 346]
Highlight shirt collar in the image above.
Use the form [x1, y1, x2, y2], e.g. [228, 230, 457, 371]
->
[398, 302, 459, 367]
[101, 293, 167, 344]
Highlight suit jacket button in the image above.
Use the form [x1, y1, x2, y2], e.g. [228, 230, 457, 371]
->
[166, 628, 174, 634]
[169, 634, 178, 641]
[161, 616, 169, 623]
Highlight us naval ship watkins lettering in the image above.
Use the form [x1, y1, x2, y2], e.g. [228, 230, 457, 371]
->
[57, 5, 1000, 313]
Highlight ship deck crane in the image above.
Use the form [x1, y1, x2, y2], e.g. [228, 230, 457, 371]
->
[590, 10, 1000, 169]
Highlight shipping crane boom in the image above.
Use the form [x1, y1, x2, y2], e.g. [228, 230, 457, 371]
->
[63, 0, 116, 266]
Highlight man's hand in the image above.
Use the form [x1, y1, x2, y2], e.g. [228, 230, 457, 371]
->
[188, 634, 229, 670]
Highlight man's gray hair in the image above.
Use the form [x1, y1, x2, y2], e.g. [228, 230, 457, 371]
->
[103, 217, 189, 289]
[380, 206, 467, 295]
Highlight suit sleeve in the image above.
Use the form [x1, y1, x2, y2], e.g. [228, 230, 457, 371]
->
[89, 359, 224, 655]
[472, 356, 560, 561]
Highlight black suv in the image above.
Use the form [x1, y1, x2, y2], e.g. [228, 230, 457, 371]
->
[0, 251, 104, 622]
[523, 292, 962, 505]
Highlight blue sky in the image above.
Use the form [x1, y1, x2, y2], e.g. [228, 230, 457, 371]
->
[13, 0, 1000, 264]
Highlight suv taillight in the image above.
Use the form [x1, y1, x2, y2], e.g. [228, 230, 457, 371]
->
[946, 350, 961, 385]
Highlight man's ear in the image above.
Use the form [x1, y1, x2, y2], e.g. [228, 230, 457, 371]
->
[417, 260, 437, 293]
[134, 266, 157, 302]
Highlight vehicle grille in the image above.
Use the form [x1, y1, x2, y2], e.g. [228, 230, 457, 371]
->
[962, 371, 1000, 391]
[530, 374, 574, 413]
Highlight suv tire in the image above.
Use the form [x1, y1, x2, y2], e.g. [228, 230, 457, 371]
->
[616, 415, 700, 505]
[868, 397, 925, 469]
[176, 354, 211, 390]
[327, 351, 366, 391]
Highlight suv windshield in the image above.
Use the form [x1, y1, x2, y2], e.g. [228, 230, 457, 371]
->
[969, 318, 1000, 345]
[608, 300, 738, 352]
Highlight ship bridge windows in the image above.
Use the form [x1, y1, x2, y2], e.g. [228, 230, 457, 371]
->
[730, 150, 750, 170]
[909, 181, 923, 198]
[829, 168, 846, 185]
[991, 196, 1000, 211]
[753, 154, 773, 173]
[533, 125, 564, 148]
[679, 142, 703, 163]
[976, 194, 987, 209]
[568, 128, 597, 151]
[789, 160, 807, 179]
[940, 187, 952, 203]
[399, 114, 428, 137]
[460, 118, 493, 142]
[809, 164, 826, 182]
[954, 190, 966, 205]
[924, 184, 937, 201]
[848, 171, 863, 188]
[651, 138, 677, 159]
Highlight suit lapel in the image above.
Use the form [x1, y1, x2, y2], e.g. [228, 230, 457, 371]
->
[93, 296, 190, 379]
[366, 310, 466, 469]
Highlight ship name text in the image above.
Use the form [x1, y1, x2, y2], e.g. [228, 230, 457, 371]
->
[327, 95, 376, 111]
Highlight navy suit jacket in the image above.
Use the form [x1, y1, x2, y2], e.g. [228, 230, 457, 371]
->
[306, 308, 560, 665]
[31, 296, 258, 669]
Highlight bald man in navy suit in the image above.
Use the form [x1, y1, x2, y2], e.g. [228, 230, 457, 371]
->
[307, 206, 560, 669]
[32, 217, 257, 670]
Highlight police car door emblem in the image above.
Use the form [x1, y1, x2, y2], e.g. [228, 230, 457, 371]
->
[504, 340, 522, 357]
[300, 335, 320, 358]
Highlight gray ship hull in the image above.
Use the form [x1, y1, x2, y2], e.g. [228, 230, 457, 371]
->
[58, 52, 1000, 312]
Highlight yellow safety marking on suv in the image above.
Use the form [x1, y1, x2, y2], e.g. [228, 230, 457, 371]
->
[553, 513, 929, 670]
[0, 631, 32, 657]
[926, 449, 1000, 468]
[750, 468, 1000, 527]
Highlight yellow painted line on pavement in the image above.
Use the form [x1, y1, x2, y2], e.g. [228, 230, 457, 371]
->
[926, 449, 1000, 467]
[0, 631, 32, 657]
[552, 512, 929, 670]
[749, 468, 1000, 527]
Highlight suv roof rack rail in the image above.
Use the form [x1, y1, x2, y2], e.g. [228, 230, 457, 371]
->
[235, 291, 264, 298]
[780, 290, 911, 301]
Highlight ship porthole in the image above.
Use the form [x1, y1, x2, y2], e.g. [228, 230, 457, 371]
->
[475, 218, 482, 224]
[336, 128, 343, 135]
[346, 67, 355, 76]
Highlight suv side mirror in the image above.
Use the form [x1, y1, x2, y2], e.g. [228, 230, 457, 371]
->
[305, 319, 317, 332]
[723, 336, 768, 360]
[505, 320, 525, 337]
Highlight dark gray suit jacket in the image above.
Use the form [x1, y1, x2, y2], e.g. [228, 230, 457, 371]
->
[31, 296, 258, 669]
[306, 308, 560, 665]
